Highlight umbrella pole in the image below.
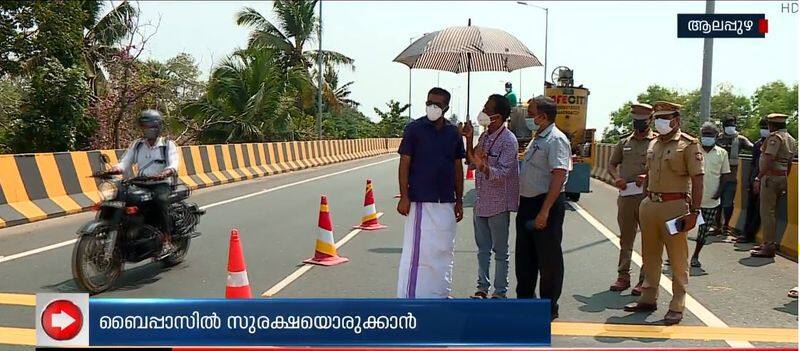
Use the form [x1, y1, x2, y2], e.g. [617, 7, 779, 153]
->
[466, 52, 471, 121]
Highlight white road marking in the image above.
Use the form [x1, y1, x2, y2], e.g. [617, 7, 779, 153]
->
[0, 157, 399, 265]
[569, 201, 753, 348]
[262, 213, 384, 297]
[0, 239, 77, 264]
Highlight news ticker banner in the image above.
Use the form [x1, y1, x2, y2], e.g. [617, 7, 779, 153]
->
[677, 13, 768, 38]
[36, 293, 551, 347]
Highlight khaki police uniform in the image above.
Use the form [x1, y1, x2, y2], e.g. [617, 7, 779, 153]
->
[758, 113, 798, 248]
[608, 108, 655, 285]
[637, 103, 704, 314]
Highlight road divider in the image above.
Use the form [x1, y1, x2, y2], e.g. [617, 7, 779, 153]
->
[0, 138, 400, 229]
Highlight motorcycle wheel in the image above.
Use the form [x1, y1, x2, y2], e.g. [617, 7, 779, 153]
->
[161, 237, 190, 267]
[71, 230, 123, 294]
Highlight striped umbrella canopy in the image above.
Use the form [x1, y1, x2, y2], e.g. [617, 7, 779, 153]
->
[393, 26, 542, 73]
[394, 25, 541, 120]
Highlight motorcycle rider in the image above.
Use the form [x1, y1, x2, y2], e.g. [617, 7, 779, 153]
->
[110, 109, 180, 258]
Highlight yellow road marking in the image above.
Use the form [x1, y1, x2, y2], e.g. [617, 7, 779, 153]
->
[0, 293, 35, 306]
[0, 320, 795, 346]
[552, 321, 797, 344]
[261, 213, 383, 297]
[0, 327, 35, 346]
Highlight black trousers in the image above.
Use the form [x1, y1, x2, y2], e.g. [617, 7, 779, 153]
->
[743, 192, 761, 241]
[142, 183, 172, 236]
[515, 193, 566, 314]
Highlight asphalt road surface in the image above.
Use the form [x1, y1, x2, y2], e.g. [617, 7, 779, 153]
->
[0, 155, 796, 349]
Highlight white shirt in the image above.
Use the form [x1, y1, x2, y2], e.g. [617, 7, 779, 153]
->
[116, 137, 180, 178]
[701, 145, 731, 208]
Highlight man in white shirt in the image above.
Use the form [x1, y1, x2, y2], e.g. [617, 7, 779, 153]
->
[111, 109, 180, 257]
[691, 122, 730, 268]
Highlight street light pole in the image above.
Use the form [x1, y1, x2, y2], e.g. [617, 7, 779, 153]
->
[517, 1, 549, 93]
[316, 0, 323, 139]
[699, 0, 715, 123]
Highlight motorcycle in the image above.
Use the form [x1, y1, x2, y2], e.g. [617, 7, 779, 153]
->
[71, 155, 205, 294]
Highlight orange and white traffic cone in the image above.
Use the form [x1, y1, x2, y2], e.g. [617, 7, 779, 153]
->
[354, 179, 387, 230]
[304, 196, 349, 266]
[225, 228, 252, 298]
[466, 167, 475, 180]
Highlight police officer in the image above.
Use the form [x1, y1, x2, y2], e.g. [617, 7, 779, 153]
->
[607, 102, 655, 295]
[716, 116, 753, 235]
[751, 113, 797, 258]
[624, 101, 704, 326]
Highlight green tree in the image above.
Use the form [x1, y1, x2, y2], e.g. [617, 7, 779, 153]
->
[81, 0, 138, 97]
[235, 0, 354, 113]
[375, 100, 410, 137]
[181, 49, 310, 144]
[0, 77, 26, 152]
[7, 58, 93, 152]
[747, 81, 798, 140]
[322, 107, 377, 139]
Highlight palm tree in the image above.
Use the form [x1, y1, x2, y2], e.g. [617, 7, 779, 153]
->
[235, 0, 354, 72]
[315, 63, 358, 111]
[81, 1, 138, 97]
[180, 49, 311, 143]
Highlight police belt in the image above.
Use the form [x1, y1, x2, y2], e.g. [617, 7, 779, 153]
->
[648, 192, 688, 202]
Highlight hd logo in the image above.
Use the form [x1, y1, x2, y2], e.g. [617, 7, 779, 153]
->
[35, 293, 89, 347]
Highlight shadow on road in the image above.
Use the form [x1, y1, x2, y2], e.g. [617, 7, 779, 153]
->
[738, 256, 775, 267]
[563, 239, 607, 255]
[774, 300, 798, 316]
[573, 291, 638, 313]
[41, 262, 169, 294]
[689, 266, 708, 277]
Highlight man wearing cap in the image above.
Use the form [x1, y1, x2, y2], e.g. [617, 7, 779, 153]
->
[751, 113, 797, 258]
[504, 82, 518, 107]
[607, 102, 655, 295]
[624, 101, 704, 325]
[715, 116, 753, 236]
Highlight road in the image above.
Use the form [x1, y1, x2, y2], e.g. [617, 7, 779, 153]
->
[0, 155, 796, 349]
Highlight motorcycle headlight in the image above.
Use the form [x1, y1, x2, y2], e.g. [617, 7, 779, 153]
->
[98, 182, 118, 201]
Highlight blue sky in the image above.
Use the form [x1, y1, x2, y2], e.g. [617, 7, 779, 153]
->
[134, 1, 798, 132]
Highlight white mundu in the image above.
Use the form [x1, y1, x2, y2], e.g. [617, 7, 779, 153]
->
[397, 202, 457, 298]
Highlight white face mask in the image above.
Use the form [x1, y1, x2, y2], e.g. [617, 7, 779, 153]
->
[701, 136, 716, 146]
[654, 118, 674, 134]
[525, 118, 538, 131]
[476, 112, 493, 127]
[505, 87, 512, 93]
[426, 105, 443, 121]
[761, 129, 770, 138]
[724, 126, 736, 135]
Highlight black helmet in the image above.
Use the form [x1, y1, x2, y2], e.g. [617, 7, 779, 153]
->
[138, 109, 164, 127]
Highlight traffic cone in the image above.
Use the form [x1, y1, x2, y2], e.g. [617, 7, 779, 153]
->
[304, 196, 349, 266]
[354, 179, 387, 230]
[466, 167, 475, 180]
[225, 228, 252, 298]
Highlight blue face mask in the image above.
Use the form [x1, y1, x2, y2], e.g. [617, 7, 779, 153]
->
[701, 136, 716, 146]
[525, 118, 538, 131]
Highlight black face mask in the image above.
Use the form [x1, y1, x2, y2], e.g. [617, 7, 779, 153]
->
[633, 119, 649, 133]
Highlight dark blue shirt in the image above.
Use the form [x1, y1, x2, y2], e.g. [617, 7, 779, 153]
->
[398, 116, 466, 203]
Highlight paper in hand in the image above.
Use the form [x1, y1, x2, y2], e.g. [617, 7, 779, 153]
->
[619, 182, 644, 197]
[666, 212, 705, 235]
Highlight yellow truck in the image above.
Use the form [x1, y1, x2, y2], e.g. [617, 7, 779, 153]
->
[509, 67, 594, 201]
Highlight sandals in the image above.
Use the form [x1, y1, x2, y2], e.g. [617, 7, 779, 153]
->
[470, 291, 488, 299]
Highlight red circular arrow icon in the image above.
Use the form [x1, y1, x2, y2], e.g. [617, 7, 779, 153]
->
[41, 299, 83, 341]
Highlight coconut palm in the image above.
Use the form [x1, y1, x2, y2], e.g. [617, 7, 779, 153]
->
[181, 49, 311, 143]
[314, 63, 358, 111]
[81, 0, 138, 97]
[235, 0, 354, 71]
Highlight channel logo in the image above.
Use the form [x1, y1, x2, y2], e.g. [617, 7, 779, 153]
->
[36, 293, 89, 347]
